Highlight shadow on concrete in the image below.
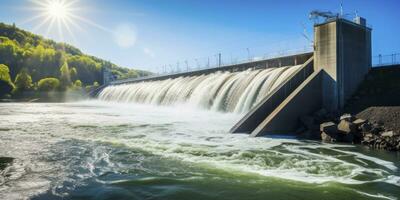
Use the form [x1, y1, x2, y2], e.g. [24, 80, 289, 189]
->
[344, 65, 400, 114]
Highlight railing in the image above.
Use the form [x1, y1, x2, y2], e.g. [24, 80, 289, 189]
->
[111, 47, 313, 85]
[154, 46, 313, 75]
[373, 53, 400, 67]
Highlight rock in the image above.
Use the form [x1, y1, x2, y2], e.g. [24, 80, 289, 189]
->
[300, 116, 315, 130]
[371, 127, 383, 135]
[320, 122, 338, 134]
[353, 118, 367, 127]
[340, 113, 354, 122]
[337, 120, 357, 134]
[341, 132, 355, 143]
[381, 131, 394, 137]
[360, 123, 372, 132]
[321, 132, 336, 143]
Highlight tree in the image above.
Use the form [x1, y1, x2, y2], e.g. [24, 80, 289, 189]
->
[0, 64, 14, 97]
[14, 68, 32, 92]
[59, 61, 71, 90]
[70, 67, 77, 81]
[72, 80, 82, 91]
[38, 77, 60, 91]
[0, 64, 13, 83]
[73, 80, 82, 87]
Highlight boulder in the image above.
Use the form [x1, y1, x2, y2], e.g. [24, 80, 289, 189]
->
[371, 127, 383, 135]
[340, 113, 354, 122]
[321, 132, 336, 143]
[381, 131, 394, 137]
[320, 122, 338, 134]
[337, 120, 357, 134]
[360, 123, 372, 132]
[353, 118, 367, 127]
[341, 132, 355, 143]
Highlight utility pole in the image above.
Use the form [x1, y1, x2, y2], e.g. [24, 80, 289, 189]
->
[185, 60, 189, 71]
[195, 59, 200, 69]
[246, 48, 250, 60]
[218, 53, 222, 67]
[340, 2, 343, 18]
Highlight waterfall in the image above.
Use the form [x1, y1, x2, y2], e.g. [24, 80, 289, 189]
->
[98, 65, 301, 113]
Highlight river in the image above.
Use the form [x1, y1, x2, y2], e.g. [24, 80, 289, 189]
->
[0, 102, 399, 200]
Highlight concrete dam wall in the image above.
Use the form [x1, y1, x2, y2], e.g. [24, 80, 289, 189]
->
[99, 64, 302, 113]
[97, 16, 372, 136]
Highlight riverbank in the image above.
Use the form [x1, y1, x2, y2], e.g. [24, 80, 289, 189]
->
[299, 65, 400, 151]
[0, 91, 88, 103]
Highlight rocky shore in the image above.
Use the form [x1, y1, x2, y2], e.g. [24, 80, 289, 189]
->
[298, 65, 400, 151]
[299, 109, 400, 151]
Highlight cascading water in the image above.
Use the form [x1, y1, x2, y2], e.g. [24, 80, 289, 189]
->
[99, 65, 301, 113]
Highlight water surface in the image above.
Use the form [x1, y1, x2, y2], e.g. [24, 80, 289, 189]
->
[0, 102, 399, 200]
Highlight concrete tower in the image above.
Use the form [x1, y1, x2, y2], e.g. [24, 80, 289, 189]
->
[314, 17, 372, 111]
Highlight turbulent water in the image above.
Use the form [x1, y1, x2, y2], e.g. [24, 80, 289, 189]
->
[99, 65, 301, 113]
[0, 102, 399, 200]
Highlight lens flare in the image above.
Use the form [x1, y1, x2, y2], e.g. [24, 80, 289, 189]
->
[46, 1, 69, 19]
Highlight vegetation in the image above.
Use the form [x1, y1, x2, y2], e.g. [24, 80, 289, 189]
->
[0, 64, 14, 97]
[38, 77, 60, 91]
[14, 68, 33, 92]
[0, 22, 151, 98]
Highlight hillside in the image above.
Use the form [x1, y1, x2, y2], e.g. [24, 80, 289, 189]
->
[0, 22, 151, 98]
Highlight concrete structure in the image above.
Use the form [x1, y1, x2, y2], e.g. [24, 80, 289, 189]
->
[230, 57, 314, 133]
[314, 17, 372, 111]
[251, 69, 323, 135]
[98, 16, 372, 137]
[109, 53, 312, 85]
[103, 67, 116, 85]
[232, 17, 372, 136]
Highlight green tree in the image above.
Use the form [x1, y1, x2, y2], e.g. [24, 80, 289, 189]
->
[38, 77, 60, 91]
[72, 79, 82, 91]
[120, 70, 139, 79]
[0, 64, 15, 97]
[59, 61, 71, 90]
[73, 80, 82, 87]
[14, 68, 32, 92]
[70, 67, 77, 81]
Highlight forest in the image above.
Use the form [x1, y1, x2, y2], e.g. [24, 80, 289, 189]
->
[0, 22, 150, 98]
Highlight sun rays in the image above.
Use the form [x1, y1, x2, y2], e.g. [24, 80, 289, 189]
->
[25, 0, 109, 44]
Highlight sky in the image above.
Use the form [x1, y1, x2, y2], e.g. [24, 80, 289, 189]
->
[0, 0, 399, 72]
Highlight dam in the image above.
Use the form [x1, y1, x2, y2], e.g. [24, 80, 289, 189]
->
[98, 16, 372, 137]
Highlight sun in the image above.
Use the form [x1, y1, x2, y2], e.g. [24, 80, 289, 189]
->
[23, 0, 108, 44]
[46, 1, 70, 20]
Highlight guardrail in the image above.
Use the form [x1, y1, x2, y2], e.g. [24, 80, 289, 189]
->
[111, 50, 313, 85]
[373, 53, 400, 67]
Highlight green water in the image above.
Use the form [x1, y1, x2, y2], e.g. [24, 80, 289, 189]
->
[0, 102, 399, 200]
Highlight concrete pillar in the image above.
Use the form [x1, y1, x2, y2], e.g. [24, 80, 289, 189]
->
[314, 18, 371, 111]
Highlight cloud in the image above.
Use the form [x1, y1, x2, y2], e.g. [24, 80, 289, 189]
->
[143, 47, 155, 58]
[113, 23, 137, 48]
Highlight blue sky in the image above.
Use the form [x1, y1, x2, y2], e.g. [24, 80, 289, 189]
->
[0, 0, 399, 72]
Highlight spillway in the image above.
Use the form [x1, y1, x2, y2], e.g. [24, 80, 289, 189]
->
[98, 65, 301, 113]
